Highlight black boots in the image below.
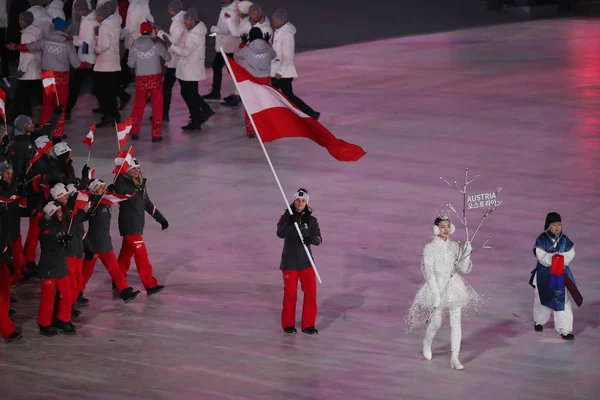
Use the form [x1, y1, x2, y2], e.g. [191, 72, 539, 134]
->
[5, 332, 22, 343]
[77, 292, 89, 307]
[146, 285, 165, 296]
[120, 287, 142, 303]
[55, 319, 77, 335]
[534, 324, 543, 332]
[302, 326, 319, 335]
[39, 326, 58, 337]
[283, 326, 297, 334]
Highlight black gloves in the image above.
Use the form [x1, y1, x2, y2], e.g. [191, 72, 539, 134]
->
[287, 213, 299, 225]
[58, 233, 73, 248]
[84, 251, 95, 260]
[15, 70, 25, 79]
[240, 33, 249, 44]
[263, 32, 271, 43]
[53, 104, 64, 116]
[94, 26, 100, 36]
[81, 164, 90, 178]
[302, 236, 313, 246]
[156, 215, 169, 230]
[107, 184, 116, 192]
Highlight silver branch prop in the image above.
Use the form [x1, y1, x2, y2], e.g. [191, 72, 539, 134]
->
[427, 168, 501, 323]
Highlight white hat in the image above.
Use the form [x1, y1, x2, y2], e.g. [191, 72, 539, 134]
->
[293, 188, 309, 204]
[35, 135, 51, 149]
[53, 142, 71, 157]
[127, 157, 141, 171]
[238, 0, 253, 14]
[43, 202, 61, 219]
[50, 183, 68, 200]
[66, 184, 77, 196]
[89, 179, 105, 192]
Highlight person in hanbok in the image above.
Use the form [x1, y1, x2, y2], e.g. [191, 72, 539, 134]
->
[529, 212, 581, 340]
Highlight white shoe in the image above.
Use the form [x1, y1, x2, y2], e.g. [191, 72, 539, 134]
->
[451, 356, 464, 371]
[423, 339, 432, 360]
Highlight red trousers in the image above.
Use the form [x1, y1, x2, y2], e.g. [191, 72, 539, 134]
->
[0, 262, 17, 340]
[244, 76, 271, 136]
[38, 277, 71, 327]
[66, 257, 83, 306]
[40, 70, 69, 138]
[24, 211, 44, 264]
[130, 74, 164, 139]
[82, 251, 129, 293]
[117, 234, 158, 289]
[281, 268, 317, 330]
[10, 236, 26, 285]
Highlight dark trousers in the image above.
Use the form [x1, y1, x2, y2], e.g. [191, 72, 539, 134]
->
[0, 28, 9, 77]
[163, 68, 177, 116]
[210, 52, 233, 94]
[271, 77, 316, 116]
[67, 67, 93, 114]
[10, 79, 42, 120]
[119, 50, 134, 99]
[179, 79, 207, 123]
[94, 71, 120, 121]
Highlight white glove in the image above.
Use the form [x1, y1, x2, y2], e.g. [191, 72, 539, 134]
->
[463, 241, 472, 254]
[433, 296, 441, 308]
[210, 26, 218, 34]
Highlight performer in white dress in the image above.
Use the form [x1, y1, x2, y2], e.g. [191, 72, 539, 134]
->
[407, 216, 484, 371]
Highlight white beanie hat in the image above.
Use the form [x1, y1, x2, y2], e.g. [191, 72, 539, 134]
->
[127, 157, 141, 171]
[53, 142, 71, 157]
[89, 179, 105, 192]
[238, 1, 253, 15]
[66, 184, 78, 196]
[35, 135, 51, 149]
[43, 201, 61, 219]
[293, 188, 309, 204]
[51, 183, 68, 200]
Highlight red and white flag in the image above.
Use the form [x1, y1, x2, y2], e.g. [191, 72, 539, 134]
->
[0, 195, 19, 204]
[0, 88, 6, 122]
[40, 183, 51, 200]
[100, 192, 135, 205]
[227, 58, 366, 162]
[73, 191, 89, 216]
[83, 124, 95, 149]
[29, 141, 53, 168]
[116, 118, 133, 149]
[112, 146, 135, 174]
[88, 167, 96, 180]
[41, 70, 57, 97]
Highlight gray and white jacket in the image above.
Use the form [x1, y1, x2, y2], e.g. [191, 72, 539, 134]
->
[26, 31, 81, 72]
[127, 36, 171, 76]
[234, 38, 276, 78]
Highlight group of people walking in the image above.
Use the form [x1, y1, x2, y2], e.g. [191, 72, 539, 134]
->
[1, 0, 320, 141]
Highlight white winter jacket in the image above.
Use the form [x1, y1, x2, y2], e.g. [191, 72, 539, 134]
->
[45, 0, 66, 21]
[225, 15, 273, 43]
[170, 22, 207, 82]
[124, 0, 154, 49]
[73, 11, 99, 64]
[94, 13, 121, 72]
[17, 25, 43, 80]
[156, 11, 185, 69]
[211, 0, 240, 54]
[271, 23, 297, 78]
[28, 6, 53, 38]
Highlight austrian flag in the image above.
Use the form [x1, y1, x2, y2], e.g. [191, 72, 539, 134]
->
[113, 146, 135, 174]
[41, 71, 57, 97]
[73, 191, 89, 216]
[83, 124, 95, 149]
[0, 88, 6, 122]
[227, 57, 366, 162]
[116, 118, 133, 149]
[101, 192, 135, 205]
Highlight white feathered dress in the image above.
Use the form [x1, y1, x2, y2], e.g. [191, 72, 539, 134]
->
[406, 236, 484, 331]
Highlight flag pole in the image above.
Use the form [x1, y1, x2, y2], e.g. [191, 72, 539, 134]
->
[87, 149, 91, 166]
[115, 122, 121, 151]
[219, 48, 322, 284]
